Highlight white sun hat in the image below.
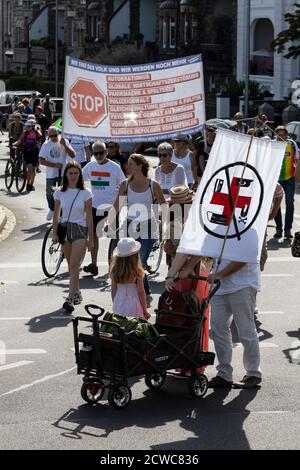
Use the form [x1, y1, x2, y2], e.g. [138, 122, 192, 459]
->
[113, 238, 141, 258]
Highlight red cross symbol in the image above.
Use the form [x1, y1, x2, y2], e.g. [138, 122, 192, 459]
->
[210, 177, 252, 226]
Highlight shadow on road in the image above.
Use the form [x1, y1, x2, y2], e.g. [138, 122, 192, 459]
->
[22, 223, 49, 241]
[52, 383, 258, 449]
[25, 309, 73, 333]
[282, 329, 300, 364]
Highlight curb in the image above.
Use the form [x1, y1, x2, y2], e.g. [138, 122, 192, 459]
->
[0, 205, 7, 234]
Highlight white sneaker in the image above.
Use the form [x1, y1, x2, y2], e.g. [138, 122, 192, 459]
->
[47, 210, 54, 221]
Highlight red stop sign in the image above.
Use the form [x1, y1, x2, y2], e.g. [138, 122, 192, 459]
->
[69, 79, 107, 127]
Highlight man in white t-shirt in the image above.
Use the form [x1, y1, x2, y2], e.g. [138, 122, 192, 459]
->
[82, 140, 125, 275]
[68, 135, 91, 168]
[207, 259, 262, 389]
[39, 126, 75, 220]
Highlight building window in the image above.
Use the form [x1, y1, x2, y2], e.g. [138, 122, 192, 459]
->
[169, 17, 176, 48]
[161, 16, 176, 49]
[6, 1, 12, 35]
[88, 16, 101, 39]
[68, 18, 76, 46]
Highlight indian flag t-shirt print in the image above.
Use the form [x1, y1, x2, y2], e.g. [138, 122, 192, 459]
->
[83, 160, 125, 209]
[91, 170, 110, 188]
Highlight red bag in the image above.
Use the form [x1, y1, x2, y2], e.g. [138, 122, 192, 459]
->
[157, 289, 200, 328]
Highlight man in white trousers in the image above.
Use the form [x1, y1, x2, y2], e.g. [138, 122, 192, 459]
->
[207, 259, 262, 389]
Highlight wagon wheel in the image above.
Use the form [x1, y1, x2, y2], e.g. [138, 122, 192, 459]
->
[145, 372, 166, 390]
[108, 383, 132, 410]
[81, 381, 105, 404]
[188, 373, 208, 399]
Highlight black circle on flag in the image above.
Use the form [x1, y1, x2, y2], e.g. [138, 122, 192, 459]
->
[199, 162, 264, 240]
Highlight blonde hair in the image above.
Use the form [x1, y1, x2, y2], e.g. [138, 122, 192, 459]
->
[109, 252, 144, 284]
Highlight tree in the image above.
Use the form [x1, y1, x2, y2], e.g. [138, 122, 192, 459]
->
[271, 3, 300, 59]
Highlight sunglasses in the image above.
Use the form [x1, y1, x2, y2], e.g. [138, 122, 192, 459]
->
[49, 134, 58, 138]
[94, 151, 105, 156]
[159, 153, 170, 157]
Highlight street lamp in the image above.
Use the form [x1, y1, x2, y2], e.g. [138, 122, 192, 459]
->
[244, 0, 251, 117]
[55, 0, 58, 96]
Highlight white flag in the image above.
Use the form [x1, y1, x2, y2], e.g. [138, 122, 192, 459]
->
[177, 128, 286, 263]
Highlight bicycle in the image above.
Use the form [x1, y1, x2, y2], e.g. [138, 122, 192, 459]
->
[41, 224, 64, 278]
[107, 217, 164, 275]
[4, 148, 27, 193]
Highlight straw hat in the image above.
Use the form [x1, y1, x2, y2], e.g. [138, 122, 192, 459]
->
[113, 238, 141, 258]
[169, 185, 193, 204]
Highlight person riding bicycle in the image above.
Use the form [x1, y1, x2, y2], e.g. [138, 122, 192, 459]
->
[107, 153, 166, 299]
[8, 113, 24, 159]
[13, 118, 42, 192]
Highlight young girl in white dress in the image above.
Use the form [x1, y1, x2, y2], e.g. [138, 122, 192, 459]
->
[110, 238, 151, 320]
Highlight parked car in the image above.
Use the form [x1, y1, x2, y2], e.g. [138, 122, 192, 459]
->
[206, 118, 237, 129]
[0, 90, 42, 128]
[286, 121, 300, 147]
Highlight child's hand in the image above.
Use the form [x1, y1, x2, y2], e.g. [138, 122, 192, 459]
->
[143, 310, 151, 320]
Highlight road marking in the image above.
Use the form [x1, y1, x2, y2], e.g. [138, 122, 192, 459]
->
[0, 317, 31, 321]
[0, 366, 76, 397]
[0, 262, 110, 268]
[267, 257, 299, 262]
[50, 316, 74, 320]
[233, 342, 278, 349]
[0, 349, 47, 355]
[262, 274, 294, 278]
[0, 360, 33, 372]
[0, 281, 19, 285]
[258, 311, 283, 315]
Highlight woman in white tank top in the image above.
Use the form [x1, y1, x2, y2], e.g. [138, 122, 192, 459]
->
[108, 154, 165, 296]
[171, 135, 198, 189]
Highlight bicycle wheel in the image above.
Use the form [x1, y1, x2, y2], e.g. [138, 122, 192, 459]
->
[4, 158, 15, 190]
[146, 238, 164, 274]
[41, 225, 64, 278]
[15, 157, 27, 193]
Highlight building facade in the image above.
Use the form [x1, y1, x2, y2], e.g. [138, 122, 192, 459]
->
[237, 0, 300, 100]
[1, 0, 237, 96]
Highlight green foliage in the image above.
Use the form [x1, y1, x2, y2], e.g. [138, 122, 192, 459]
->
[85, 43, 147, 65]
[7, 75, 64, 96]
[223, 79, 245, 101]
[271, 3, 300, 58]
[203, 14, 233, 44]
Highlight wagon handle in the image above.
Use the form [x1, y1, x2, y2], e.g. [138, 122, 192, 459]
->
[84, 304, 105, 318]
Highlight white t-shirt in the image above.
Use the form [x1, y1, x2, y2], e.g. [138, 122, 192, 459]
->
[68, 136, 90, 164]
[82, 160, 125, 210]
[54, 187, 92, 226]
[213, 259, 261, 295]
[155, 164, 187, 191]
[39, 139, 69, 178]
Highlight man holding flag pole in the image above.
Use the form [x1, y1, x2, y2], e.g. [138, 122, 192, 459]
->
[166, 124, 287, 389]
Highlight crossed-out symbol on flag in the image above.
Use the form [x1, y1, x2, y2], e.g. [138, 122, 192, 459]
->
[200, 163, 264, 241]
[210, 177, 253, 227]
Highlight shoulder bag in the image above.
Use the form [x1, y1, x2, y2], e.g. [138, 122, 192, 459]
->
[57, 189, 80, 244]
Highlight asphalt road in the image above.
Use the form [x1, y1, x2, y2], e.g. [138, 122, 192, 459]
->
[0, 134, 299, 450]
